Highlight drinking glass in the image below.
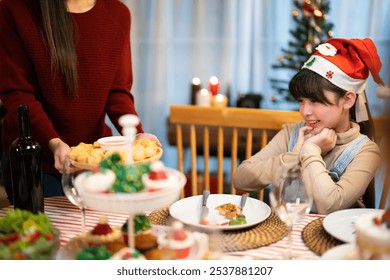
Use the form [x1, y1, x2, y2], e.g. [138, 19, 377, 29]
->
[269, 171, 312, 259]
[61, 159, 87, 233]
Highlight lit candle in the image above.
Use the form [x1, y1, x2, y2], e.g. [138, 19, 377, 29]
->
[212, 93, 228, 107]
[196, 89, 211, 107]
[208, 76, 220, 96]
[190, 77, 201, 105]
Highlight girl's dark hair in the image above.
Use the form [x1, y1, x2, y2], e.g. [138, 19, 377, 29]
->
[289, 68, 374, 139]
[39, 0, 78, 97]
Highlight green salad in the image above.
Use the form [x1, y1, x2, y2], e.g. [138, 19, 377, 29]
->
[0, 209, 59, 260]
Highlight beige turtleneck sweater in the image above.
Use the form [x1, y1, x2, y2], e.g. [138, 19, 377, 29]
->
[233, 122, 381, 214]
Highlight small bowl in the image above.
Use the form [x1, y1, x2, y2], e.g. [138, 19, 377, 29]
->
[97, 136, 130, 152]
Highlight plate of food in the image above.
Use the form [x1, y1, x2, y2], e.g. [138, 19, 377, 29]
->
[322, 208, 380, 243]
[69, 138, 163, 170]
[169, 194, 271, 231]
[0, 209, 59, 260]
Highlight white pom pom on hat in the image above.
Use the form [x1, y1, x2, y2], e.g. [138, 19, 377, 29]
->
[376, 84, 390, 99]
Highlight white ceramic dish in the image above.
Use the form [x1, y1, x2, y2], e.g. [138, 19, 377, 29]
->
[97, 136, 130, 152]
[74, 168, 186, 214]
[321, 244, 359, 260]
[169, 194, 271, 231]
[323, 208, 379, 243]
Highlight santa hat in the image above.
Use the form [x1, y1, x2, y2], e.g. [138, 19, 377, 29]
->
[302, 38, 390, 122]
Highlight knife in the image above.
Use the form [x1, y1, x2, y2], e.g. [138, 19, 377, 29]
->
[238, 193, 249, 218]
[199, 189, 210, 225]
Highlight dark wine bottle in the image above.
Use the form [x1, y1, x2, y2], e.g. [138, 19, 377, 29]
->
[9, 105, 44, 213]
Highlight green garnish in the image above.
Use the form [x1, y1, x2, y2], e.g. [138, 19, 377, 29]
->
[228, 216, 246, 226]
[99, 154, 151, 193]
[76, 245, 111, 260]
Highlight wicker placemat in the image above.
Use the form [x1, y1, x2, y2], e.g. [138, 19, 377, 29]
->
[301, 217, 344, 256]
[148, 207, 288, 252]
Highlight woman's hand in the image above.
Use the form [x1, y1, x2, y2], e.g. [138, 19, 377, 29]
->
[48, 138, 78, 174]
[135, 133, 162, 147]
[303, 128, 337, 155]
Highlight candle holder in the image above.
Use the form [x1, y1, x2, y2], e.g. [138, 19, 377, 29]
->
[208, 76, 220, 96]
[196, 89, 211, 107]
[211, 93, 228, 107]
[190, 77, 202, 105]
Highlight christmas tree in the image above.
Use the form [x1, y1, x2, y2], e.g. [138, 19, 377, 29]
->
[271, 0, 334, 102]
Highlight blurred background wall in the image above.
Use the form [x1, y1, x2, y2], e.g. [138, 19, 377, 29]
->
[120, 0, 390, 165]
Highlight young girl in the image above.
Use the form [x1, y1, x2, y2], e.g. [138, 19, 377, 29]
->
[233, 38, 386, 214]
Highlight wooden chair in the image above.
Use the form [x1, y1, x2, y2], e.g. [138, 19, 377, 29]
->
[169, 105, 302, 199]
[372, 115, 390, 209]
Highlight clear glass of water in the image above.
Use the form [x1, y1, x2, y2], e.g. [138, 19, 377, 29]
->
[269, 171, 313, 259]
[61, 159, 87, 233]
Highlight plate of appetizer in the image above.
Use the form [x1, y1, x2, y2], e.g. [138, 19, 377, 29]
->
[169, 194, 271, 231]
[69, 138, 162, 170]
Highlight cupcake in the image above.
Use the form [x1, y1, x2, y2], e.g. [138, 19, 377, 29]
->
[158, 221, 194, 259]
[110, 248, 146, 260]
[355, 208, 390, 259]
[134, 234, 158, 253]
[121, 214, 152, 244]
[83, 216, 123, 245]
[143, 248, 177, 260]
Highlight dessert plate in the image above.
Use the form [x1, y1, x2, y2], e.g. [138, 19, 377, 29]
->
[321, 244, 359, 260]
[74, 168, 185, 214]
[322, 208, 379, 243]
[56, 225, 207, 260]
[169, 194, 271, 231]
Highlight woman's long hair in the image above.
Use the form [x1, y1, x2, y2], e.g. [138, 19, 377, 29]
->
[39, 0, 78, 97]
[289, 68, 374, 139]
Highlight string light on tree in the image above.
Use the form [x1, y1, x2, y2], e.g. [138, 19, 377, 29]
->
[271, 0, 334, 103]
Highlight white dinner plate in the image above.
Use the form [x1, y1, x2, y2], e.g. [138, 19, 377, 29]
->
[169, 194, 271, 231]
[321, 244, 360, 260]
[323, 208, 380, 243]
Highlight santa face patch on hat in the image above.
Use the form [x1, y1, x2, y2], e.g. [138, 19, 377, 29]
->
[302, 37, 385, 94]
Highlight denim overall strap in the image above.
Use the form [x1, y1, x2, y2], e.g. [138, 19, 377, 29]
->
[328, 134, 369, 182]
[288, 121, 306, 152]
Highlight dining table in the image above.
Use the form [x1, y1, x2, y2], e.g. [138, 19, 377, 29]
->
[0, 196, 329, 260]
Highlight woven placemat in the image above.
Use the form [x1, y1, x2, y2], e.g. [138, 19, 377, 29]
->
[148, 207, 288, 252]
[302, 217, 344, 256]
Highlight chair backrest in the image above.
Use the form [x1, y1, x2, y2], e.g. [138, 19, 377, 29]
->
[372, 115, 390, 209]
[169, 105, 302, 199]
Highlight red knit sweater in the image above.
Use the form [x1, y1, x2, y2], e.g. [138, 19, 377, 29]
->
[0, 0, 143, 175]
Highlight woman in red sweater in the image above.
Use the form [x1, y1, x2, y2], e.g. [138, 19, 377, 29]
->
[0, 0, 159, 201]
